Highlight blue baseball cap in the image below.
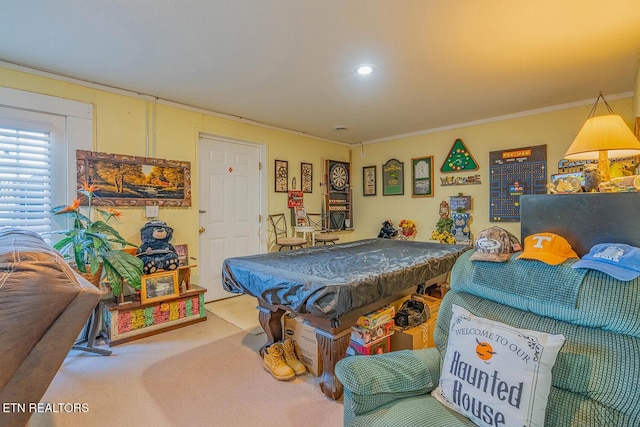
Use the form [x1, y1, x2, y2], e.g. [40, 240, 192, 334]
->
[572, 243, 640, 281]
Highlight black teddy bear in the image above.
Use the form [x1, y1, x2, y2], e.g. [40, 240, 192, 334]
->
[378, 220, 398, 239]
[137, 220, 180, 275]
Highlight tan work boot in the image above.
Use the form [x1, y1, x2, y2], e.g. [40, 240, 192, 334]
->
[263, 343, 295, 381]
[282, 338, 307, 376]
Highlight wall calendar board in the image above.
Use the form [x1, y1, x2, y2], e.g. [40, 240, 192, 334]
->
[490, 145, 547, 222]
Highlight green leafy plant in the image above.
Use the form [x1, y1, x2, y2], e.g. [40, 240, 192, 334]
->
[431, 217, 456, 244]
[48, 183, 143, 296]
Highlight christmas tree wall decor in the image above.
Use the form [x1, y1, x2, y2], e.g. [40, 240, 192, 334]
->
[440, 138, 479, 173]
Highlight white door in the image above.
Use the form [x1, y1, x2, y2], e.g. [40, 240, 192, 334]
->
[198, 137, 263, 302]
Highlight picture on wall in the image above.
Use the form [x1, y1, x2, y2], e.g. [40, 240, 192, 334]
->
[301, 162, 313, 193]
[363, 165, 376, 196]
[411, 156, 434, 197]
[489, 145, 547, 222]
[382, 159, 404, 196]
[76, 150, 191, 207]
[275, 159, 288, 192]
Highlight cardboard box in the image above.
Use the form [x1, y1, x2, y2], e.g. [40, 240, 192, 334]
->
[356, 304, 395, 328]
[350, 335, 391, 355]
[351, 320, 394, 345]
[391, 295, 412, 313]
[390, 316, 438, 351]
[282, 314, 322, 376]
[411, 293, 442, 318]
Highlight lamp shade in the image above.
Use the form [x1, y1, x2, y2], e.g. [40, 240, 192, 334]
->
[564, 114, 640, 160]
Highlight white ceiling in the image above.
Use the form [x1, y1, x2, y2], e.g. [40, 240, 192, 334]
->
[2, 1, 640, 144]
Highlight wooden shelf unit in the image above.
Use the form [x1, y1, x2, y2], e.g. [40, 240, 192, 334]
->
[100, 283, 206, 347]
[325, 159, 353, 231]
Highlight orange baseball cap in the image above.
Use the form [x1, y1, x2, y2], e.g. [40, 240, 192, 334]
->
[516, 232, 578, 265]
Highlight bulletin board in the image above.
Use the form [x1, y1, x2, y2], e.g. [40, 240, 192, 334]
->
[489, 145, 547, 222]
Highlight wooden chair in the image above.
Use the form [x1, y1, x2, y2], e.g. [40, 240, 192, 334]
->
[306, 213, 339, 245]
[268, 213, 307, 251]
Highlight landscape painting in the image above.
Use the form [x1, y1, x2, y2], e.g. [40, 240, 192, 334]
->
[76, 150, 191, 206]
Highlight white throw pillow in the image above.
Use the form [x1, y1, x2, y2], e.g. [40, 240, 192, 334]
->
[432, 305, 565, 427]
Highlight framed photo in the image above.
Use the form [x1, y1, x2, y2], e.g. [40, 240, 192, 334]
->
[411, 156, 434, 198]
[174, 244, 189, 267]
[140, 270, 179, 304]
[275, 159, 288, 192]
[382, 159, 404, 196]
[301, 162, 313, 193]
[76, 150, 191, 207]
[363, 165, 376, 196]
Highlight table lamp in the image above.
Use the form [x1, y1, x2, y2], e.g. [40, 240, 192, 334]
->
[564, 93, 640, 183]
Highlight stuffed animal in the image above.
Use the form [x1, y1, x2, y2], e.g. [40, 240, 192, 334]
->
[378, 220, 398, 239]
[450, 212, 471, 244]
[583, 163, 603, 192]
[137, 220, 179, 274]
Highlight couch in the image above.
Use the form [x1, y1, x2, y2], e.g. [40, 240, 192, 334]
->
[0, 229, 103, 427]
[335, 249, 640, 426]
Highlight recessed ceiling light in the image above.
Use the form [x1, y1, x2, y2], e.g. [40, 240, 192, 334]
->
[354, 64, 377, 75]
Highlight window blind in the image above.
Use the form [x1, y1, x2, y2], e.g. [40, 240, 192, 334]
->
[0, 125, 52, 232]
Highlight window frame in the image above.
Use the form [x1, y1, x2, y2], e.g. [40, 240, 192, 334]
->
[0, 87, 93, 234]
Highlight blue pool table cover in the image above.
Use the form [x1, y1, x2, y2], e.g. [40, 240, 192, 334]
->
[222, 238, 470, 319]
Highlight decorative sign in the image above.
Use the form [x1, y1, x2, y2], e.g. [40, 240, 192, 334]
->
[363, 165, 377, 196]
[440, 174, 481, 186]
[382, 158, 404, 196]
[287, 190, 303, 208]
[449, 195, 472, 212]
[489, 145, 547, 222]
[440, 139, 479, 173]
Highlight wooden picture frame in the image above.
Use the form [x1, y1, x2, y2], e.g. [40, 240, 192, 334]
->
[301, 162, 313, 193]
[174, 244, 189, 267]
[275, 159, 288, 192]
[140, 270, 180, 304]
[363, 165, 376, 196]
[76, 150, 191, 207]
[411, 156, 434, 197]
[382, 159, 404, 196]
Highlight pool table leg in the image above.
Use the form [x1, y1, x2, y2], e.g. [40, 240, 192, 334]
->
[316, 328, 352, 400]
[257, 305, 285, 357]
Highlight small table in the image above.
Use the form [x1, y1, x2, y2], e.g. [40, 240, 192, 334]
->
[294, 225, 316, 246]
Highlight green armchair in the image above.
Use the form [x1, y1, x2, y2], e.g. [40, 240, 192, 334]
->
[336, 250, 640, 426]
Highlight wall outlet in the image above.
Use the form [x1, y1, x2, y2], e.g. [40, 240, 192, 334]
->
[145, 205, 159, 218]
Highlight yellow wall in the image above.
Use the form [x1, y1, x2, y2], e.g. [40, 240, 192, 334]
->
[349, 97, 636, 242]
[0, 66, 350, 257]
[1, 65, 636, 252]
[634, 59, 640, 118]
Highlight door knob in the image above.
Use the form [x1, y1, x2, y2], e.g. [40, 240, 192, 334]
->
[199, 227, 206, 235]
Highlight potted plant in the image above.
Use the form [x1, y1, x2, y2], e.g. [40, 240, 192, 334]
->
[48, 183, 143, 297]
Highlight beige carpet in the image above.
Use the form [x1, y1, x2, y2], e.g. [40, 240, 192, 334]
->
[205, 294, 264, 335]
[142, 331, 342, 427]
[29, 310, 343, 427]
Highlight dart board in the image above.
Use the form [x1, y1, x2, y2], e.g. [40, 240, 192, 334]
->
[330, 162, 349, 191]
